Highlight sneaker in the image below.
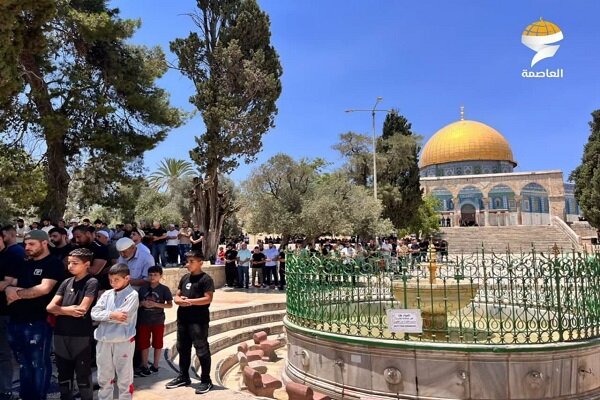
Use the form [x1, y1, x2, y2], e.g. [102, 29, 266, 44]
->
[149, 365, 159, 373]
[139, 367, 151, 377]
[166, 375, 191, 389]
[195, 382, 213, 394]
[134, 368, 143, 377]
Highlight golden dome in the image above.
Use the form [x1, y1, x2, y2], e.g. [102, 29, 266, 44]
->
[420, 120, 516, 168]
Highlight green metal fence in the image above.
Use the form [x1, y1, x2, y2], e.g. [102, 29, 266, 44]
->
[285, 249, 600, 344]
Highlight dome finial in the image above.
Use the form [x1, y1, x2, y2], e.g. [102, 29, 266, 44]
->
[460, 105, 465, 121]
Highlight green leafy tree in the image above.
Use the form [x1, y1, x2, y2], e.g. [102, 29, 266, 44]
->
[332, 132, 372, 186]
[148, 158, 195, 192]
[170, 0, 282, 258]
[0, 143, 46, 221]
[571, 110, 600, 229]
[400, 195, 441, 238]
[241, 154, 324, 247]
[378, 110, 423, 230]
[300, 172, 394, 242]
[0, 0, 182, 220]
[134, 188, 183, 226]
[242, 155, 392, 243]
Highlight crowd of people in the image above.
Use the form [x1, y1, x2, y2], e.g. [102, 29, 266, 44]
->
[1, 215, 451, 400]
[0, 218, 216, 400]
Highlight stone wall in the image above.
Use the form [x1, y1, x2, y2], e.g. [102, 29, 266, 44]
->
[160, 264, 225, 294]
[286, 321, 600, 399]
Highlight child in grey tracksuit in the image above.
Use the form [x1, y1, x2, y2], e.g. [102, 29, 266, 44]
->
[91, 264, 139, 400]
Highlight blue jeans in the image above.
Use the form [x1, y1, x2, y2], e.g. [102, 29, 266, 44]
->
[238, 266, 249, 288]
[0, 316, 13, 394]
[8, 320, 53, 400]
[152, 242, 167, 266]
[179, 244, 191, 264]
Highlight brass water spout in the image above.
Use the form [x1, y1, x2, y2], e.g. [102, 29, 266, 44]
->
[428, 239, 437, 284]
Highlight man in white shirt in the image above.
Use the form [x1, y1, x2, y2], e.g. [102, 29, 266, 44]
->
[41, 217, 54, 233]
[263, 241, 279, 288]
[236, 243, 252, 289]
[340, 243, 355, 265]
[15, 218, 30, 244]
[165, 224, 180, 267]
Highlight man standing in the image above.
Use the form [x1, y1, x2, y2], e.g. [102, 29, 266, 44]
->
[251, 246, 266, 288]
[0, 234, 22, 400]
[223, 243, 238, 288]
[165, 224, 180, 267]
[5, 230, 63, 400]
[67, 218, 78, 241]
[41, 217, 55, 233]
[236, 243, 252, 289]
[130, 228, 151, 254]
[49, 227, 74, 267]
[115, 238, 154, 291]
[149, 222, 168, 267]
[263, 241, 279, 289]
[15, 218, 29, 245]
[1, 225, 26, 263]
[177, 221, 192, 265]
[73, 225, 110, 290]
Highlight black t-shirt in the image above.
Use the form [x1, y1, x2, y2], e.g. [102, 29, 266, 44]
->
[279, 251, 286, 271]
[0, 247, 23, 315]
[150, 228, 167, 244]
[177, 272, 214, 323]
[225, 249, 238, 264]
[8, 254, 64, 322]
[82, 240, 110, 290]
[252, 252, 266, 268]
[50, 243, 74, 263]
[54, 275, 99, 336]
[138, 283, 173, 325]
[191, 231, 204, 251]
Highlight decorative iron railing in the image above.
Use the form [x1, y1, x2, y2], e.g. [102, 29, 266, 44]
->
[285, 249, 600, 344]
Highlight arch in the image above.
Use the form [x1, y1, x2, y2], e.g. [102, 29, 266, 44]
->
[458, 186, 484, 208]
[458, 186, 484, 225]
[460, 204, 477, 226]
[520, 182, 550, 224]
[431, 187, 453, 211]
[488, 184, 516, 211]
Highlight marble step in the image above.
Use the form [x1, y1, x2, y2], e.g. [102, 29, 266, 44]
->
[165, 301, 287, 335]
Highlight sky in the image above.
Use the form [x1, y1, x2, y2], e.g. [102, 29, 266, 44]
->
[113, 0, 600, 183]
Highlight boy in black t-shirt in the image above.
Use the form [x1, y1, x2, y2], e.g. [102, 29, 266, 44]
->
[47, 248, 99, 400]
[166, 250, 214, 394]
[136, 266, 173, 376]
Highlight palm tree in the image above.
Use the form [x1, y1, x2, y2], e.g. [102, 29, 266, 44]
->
[148, 158, 195, 192]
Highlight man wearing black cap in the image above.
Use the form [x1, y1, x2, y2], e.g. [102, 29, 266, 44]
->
[4, 230, 64, 400]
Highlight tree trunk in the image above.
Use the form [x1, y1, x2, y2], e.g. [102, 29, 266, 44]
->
[280, 233, 290, 252]
[191, 173, 231, 262]
[41, 137, 70, 221]
[20, 51, 70, 221]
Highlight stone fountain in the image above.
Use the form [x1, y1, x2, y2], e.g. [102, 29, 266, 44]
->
[391, 243, 479, 339]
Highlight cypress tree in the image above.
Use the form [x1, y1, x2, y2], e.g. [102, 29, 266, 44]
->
[571, 110, 600, 230]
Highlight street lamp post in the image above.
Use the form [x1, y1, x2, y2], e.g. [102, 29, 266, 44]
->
[345, 97, 392, 201]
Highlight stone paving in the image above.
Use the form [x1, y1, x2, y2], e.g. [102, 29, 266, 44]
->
[134, 287, 287, 400]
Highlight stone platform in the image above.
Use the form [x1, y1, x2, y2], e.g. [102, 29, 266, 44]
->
[133, 287, 287, 400]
